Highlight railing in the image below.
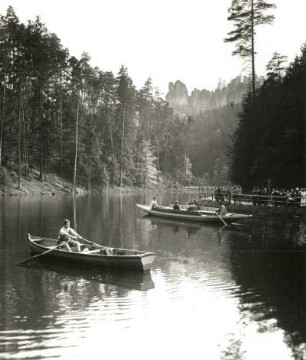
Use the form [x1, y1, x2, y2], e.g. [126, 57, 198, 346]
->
[202, 193, 304, 207]
[185, 186, 305, 207]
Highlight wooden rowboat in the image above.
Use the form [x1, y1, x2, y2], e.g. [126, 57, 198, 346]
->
[136, 204, 252, 224]
[27, 234, 156, 272]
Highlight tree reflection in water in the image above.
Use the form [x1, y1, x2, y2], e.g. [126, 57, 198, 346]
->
[228, 213, 306, 359]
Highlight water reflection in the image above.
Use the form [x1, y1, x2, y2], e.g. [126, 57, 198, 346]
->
[227, 214, 306, 359]
[25, 259, 155, 291]
[2, 194, 306, 359]
[138, 215, 203, 237]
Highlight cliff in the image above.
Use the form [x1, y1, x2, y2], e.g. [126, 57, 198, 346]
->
[165, 77, 252, 116]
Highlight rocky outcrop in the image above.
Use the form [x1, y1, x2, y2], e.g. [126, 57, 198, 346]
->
[165, 76, 252, 115]
[165, 80, 188, 106]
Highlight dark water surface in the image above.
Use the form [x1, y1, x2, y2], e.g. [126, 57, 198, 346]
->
[1, 193, 306, 359]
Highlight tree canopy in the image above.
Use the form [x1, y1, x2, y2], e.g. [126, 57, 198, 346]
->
[229, 45, 306, 191]
[225, 0, 276, 95]
[0, 7, 192, 190]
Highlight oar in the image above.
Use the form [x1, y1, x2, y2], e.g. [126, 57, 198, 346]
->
[15, 244, 63, 266]
[79, 237, 106, 249]
[215, 211, 228, 226]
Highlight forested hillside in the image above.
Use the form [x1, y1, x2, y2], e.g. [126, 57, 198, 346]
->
[187, 103, 241, 185]
[6, 6, 290, 192]
[230, 46, 306, 191]
[0, 7, 193, 190]
[164, 78, 257, 185]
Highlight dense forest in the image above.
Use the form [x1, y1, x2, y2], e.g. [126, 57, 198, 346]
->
[3, 5, 302, 193]
[0, 7, 197, 191]
[0, 6, 252, 191]
[230, 47, 306, 191]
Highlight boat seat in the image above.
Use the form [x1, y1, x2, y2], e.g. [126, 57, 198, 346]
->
[82, 249, 101, 254]
[83, 248, 114, 255]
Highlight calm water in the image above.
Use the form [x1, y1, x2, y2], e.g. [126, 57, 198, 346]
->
[1, 192, 306, 360]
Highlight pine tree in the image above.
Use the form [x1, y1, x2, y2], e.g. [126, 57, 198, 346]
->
[224, 0, 276, 96]
[136, 139, 158, 189]
[115, 66, 136, 187]
[266, 52, 287, 80]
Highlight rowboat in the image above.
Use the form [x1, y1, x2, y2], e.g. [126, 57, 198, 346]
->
[26, 234, 156, 272]
[136, 204, 252, 223]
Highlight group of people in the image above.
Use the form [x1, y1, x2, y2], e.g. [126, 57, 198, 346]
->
[150, 197, 227, 215]
[207, 186, 304, 207]
[212, 186, 241, 204]
[252, 187, 303, 207]
[151, 197, 200, 211]
[199, 186, 241, 204]
[186, 199, 200, 211]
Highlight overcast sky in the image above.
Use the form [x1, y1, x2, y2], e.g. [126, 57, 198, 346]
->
[0, 0, 305, 95]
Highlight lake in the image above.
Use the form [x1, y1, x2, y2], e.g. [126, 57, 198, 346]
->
[1, 192, 306, 360]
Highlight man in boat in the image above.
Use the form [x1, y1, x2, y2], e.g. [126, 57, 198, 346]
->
[58, 219, 83, 252]
[187, 200, 198, 212]
[193, 199, 200, 209]
[216, 203, 227, 217]
[150, 197, 159, 209]
[173, 201, 180, 210]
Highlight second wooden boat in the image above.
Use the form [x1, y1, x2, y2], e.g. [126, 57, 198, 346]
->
[136, 204, 252, 223]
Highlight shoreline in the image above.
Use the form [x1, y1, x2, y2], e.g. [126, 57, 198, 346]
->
[1, 169, 305, 219]
[0, 174, 147, 196]
[0, 168, 184, 196]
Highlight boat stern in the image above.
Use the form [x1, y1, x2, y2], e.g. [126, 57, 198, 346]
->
[141, 252, 156, 272]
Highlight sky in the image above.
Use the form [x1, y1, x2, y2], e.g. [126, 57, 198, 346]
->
[0, 0, 305, 96]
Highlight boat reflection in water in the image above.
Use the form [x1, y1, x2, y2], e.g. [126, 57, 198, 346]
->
[24, 258, 155, 291]
[138, 213, 250, 238]
[146, 216, 203, 236]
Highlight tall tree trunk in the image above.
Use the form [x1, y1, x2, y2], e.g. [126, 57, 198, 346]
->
[88, 162, 91, 193]
[59, 68, 63, 175]
[18, 85, 21, 189]
[251, 0, 256, 96]
[73, 96, 80, 195]
[72, 193, 77, 231]
[39, 121, 43, 181]
[22, 89, 28, 175]
[0, 78, 6, 166]
[120, 105, 126, 188]
[107, 105, 114, 155]
[59, 96, 63, 175]
[39, 84, 43, 181]
[43, 157, 47, 181]
[183, 153, 187, 186]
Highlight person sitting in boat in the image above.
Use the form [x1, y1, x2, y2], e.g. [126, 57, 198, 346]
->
[150, 197, 159, 209]
[173, 201, 180, 210]
[58, 219, 83, 252]
[193, 199, 200, 209]
[187, 201, 198, 212]
[216, 203, 227, 217]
